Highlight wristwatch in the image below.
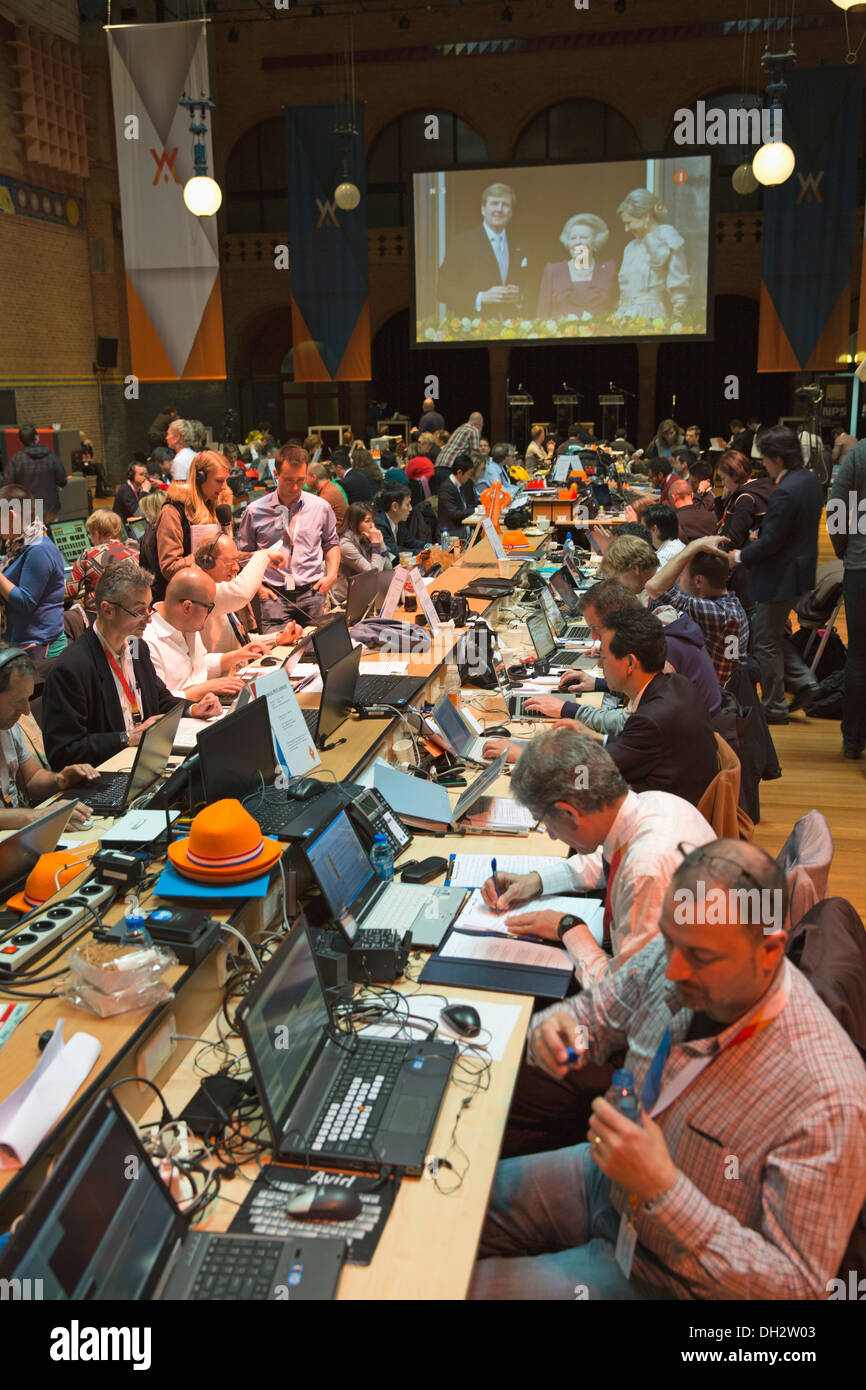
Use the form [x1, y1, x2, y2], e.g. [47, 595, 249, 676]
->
[557, 914, 585, 942]
[119, 732, 129, 748]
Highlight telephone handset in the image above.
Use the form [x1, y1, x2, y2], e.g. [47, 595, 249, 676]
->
[346, 786, 412, 858]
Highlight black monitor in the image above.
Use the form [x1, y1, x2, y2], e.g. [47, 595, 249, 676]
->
[198, 697, 276, 802]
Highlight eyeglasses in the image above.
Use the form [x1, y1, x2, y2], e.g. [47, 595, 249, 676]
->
[676, 842, 768, 894]
[531, 802, 560, 833]
[187, 598, 216, 615]
[113, 602, 152, 620]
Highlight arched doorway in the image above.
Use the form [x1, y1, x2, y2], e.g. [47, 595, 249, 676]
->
[512, 99, 642, 162]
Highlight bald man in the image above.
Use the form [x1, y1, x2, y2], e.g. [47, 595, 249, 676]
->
[668, 478, 717, 544]
[418, 397, 445, 434]
[435, 411, 484, 474]
[142, 568, 248, 702]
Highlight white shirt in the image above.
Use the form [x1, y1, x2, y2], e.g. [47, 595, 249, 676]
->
[170, 447, 196, 481]
[0, 724, 30, 807]
[656, 538, 686, 567]
[143, 607, 220, 697]
[537, 789, 715, 988]
[93, 623, 142, 734]
[201, 550, 272, 654]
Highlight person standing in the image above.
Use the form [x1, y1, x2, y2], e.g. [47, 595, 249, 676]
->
[147, 405, 178, 450]
[167, 419, 197, 481]
[828, 438, 866, 758]
[237, 444, 339, 628]
[0, 485, 66, 659]
[306, 461, 347, 527]
[714, 425, 824, 724]
[418, 398, 445, 434]
[435, 183, 527, 318]
[436, 413, 483, 475]
[5, 424, 67, 519]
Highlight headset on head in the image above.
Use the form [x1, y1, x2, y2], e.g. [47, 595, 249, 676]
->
[127, 461, 145, 482]
[198, 531, 224, 571]
[0, 645, 30, 679]
[194, 453, 207, 489]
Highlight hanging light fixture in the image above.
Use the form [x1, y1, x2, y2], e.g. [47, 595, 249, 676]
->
[752, 40, 797, 188]
[333, 21, 361, 212]
[732, 162, 758, 195]
[831, 0, 865, 10]
[179, 91, 221, 216]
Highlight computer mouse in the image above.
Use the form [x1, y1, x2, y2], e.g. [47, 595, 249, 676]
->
[284, 1185, 362, 1222]
[483, 726, 511, 738]
[440, 1003, 482, 1039]
[259, 657, 279, 666]
[75, 816, 95, 830]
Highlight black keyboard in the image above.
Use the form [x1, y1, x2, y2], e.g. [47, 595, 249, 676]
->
[187, 1236, 285, 1301]
[355, 927, 398, 950]
[311, 1041, 405, 1157]
[302, 708, 319, 736]
[561, 623, 591, 641]
[353, 674, 425, 706]
[82, 772, 130, 809]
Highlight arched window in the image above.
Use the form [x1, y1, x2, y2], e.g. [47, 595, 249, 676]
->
[512, 100, 641, 163]
[367, 110, 487, 227]
[665, 91, 764, 214]
[225, 117, 287, 235]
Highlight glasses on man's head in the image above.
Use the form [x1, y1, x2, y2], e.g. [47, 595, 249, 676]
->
[676, 842, 767, 895]
[113, 602, 152, 620]
[187, 598, 216, 615]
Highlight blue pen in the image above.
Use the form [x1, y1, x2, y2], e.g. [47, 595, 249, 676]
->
[491, 856, 502, 902]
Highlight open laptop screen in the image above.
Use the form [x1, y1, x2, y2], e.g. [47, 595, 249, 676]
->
[312, 615, 352, 671]
[198, 697, 276, 802]
[539, 585, 562, 633]
[0, 1096, 178, 1300]
[306, 811, 372, 928]
[431, 694, 474, 756]
[526, 610, 556, 663]
[238, 921, 331, 1142]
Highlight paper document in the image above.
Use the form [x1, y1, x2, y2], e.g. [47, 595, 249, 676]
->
[462, 797, 535, 832]
[0, 1021, 102, 1168]
[358, 660, 408, 675]
[454, 889, 605, 946]
[439, 931, 569, 973]
[247, 667, 320, 776]
[100, 809, 180, 843]
[174, 712, 226, 750]
[379, 566, 409, 620]
[446, 853, 566, 886]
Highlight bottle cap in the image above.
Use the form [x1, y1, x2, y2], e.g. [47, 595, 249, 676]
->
[373, 832, 387, 844]
[611, 1069, 635, 1089]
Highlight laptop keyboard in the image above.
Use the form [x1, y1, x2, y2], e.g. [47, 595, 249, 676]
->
[561, 623, 591, 641]
[187, 1236, 285, 1300]
[242, 1177, 382, 1246]
[311, 1041, 405, 1156]
[302, 708, 319, 736]
[359, 884, 425, 936]
[82, 773, 129, 809]
[353, 674, 423, 706]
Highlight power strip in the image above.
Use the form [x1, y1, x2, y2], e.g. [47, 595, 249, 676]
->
[0, 880, 117, 975]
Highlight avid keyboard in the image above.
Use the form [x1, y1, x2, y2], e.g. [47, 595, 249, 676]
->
[312, 1043, 405, 1155]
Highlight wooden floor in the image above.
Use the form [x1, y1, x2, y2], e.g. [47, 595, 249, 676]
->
[751, 522, 864, 920]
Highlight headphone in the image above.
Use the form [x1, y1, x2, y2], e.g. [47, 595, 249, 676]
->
[198, 532, 223, 571]
[0, 646, 29, 681]
[127, 461, 144, 482]
[194, 453, 207, 488]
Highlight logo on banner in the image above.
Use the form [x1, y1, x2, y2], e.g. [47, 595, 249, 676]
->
[795, 171, 824, 205]
[315, 198, 340, 228]
[151, 147, 181, 185]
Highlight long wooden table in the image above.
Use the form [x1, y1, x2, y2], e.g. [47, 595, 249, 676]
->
[0, 536, 562, 1298]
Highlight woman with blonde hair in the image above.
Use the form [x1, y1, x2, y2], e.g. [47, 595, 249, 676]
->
[304, 431, 327, 463]
[615, 188, 690, 321]
[142, 450, 237, 601]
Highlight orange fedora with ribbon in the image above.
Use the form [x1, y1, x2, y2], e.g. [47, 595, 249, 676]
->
[7, 843, 99, 914]
[168, 799, 282, 884]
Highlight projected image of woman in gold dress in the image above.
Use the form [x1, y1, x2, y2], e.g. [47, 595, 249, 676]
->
[615, 189, 690, 321]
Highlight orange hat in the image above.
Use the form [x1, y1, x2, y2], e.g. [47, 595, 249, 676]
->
[7, 843, 99, 914]
[168, 799, 282, 884]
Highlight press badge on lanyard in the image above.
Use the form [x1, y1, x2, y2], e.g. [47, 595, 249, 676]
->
[280, 505, 302, 591]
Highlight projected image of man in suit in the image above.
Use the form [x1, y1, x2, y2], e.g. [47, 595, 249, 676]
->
[436, 182, 527, 317]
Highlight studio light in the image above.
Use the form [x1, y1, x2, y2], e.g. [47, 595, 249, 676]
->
[731, 162, 758, 195]
[752, 138, 795, 185]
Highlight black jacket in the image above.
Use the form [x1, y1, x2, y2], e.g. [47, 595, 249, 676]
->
[418, 410, 445, 434]
[113, 481, 142, 523]
[731, 427, 758, 458]
[375, 511, 424, 561]
[716, 476, 774, 551]
[340, 468, 377, 504]
[738, 467, 824, 603]
[42, 626, 181, 770]
[437, 477, 474, 534]
[606, 672, 719, 807]
[436, 223, 530, 318]
[6, 445, 67, 513]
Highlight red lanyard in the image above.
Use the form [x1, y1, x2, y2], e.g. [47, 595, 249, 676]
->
[104, 646, 139, 715]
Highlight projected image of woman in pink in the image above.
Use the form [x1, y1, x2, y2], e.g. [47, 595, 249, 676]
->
[536, 214, 617, 321]
[615, 189, 690, 322]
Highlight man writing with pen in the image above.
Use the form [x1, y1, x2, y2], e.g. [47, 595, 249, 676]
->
[479, 728, 714, 1158]
[237, 444, 340, 629]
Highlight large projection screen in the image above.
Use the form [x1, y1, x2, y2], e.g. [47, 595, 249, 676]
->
[412, 155, 712, 347]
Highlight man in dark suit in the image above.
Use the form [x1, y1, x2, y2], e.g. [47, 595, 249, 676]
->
[731, 415, 762, 461]
[112, 461, 151, 523]
[436, 183, 529, 319]
[376, 485, 424, 561]
[332, 451, 376, 504]
[713, 424, 824, 724]
[597, 606, 719, 806]
[42, 559, 221, 770]
[417, 398, 445, 435]
[437, 455, 477, 538]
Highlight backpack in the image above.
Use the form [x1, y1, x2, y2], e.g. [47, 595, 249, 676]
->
[807, 669, 845, 720]
[790, 627, 846, 682]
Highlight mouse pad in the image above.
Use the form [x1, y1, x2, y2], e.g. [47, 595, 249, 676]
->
[228, 1165, 400, 1266]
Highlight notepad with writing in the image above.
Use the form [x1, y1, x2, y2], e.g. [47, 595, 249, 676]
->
[461, 798, 534, 834]
[453, 890, 605, 946]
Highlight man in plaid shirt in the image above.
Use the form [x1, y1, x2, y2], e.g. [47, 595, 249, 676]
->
[434, 412, 483, 475]
[645, 535, 750, 686]
[471, 839, 866, 1300]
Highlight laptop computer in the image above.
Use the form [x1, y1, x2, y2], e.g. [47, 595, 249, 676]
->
[526, 609, 587, 670]
[0, 1091, 345, 1301]
[48, 519, 89, 576]
[312, 616, 427, 712]
[428, 693, 494, 763]
[551, 456, 571, 485]
[305, 808, 465, 952]
[82, 702, 185, 813]
[126, 516, 147, 543]
[344, 568, 391, 627]
[0, 801, 77, 901]
[197, 683, 355, 835]
[538, 585, 592, 647]
[236, 917, 455, 1175]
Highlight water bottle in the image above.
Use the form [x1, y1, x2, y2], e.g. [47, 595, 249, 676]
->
[440, 529, 450, 553]
[370, 833, 394, 882]
[445, 663, 462, 708]
[563, 529, 576, 565]
[605, 1068, 642, 1124]
[121, 911, 152, 946]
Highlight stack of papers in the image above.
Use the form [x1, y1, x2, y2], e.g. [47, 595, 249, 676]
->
[452, 889, 604, 945]
[445, 852, 565, 886]
[462, 798, 534, 834]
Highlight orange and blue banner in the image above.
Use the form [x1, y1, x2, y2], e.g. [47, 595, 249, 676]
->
[284, 104, 371, 382]
[758, 65, 862, 372]
[107, 19, 226, 382]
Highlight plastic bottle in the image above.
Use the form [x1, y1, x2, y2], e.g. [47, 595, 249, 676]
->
[440, 529, 450, 553]
[445, 663, 462, 709]
[563, 529, 576, 565]
[121, 912, 152, 946]
[370, 833, 394, 882]
[605, 1068, 642, 1124]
